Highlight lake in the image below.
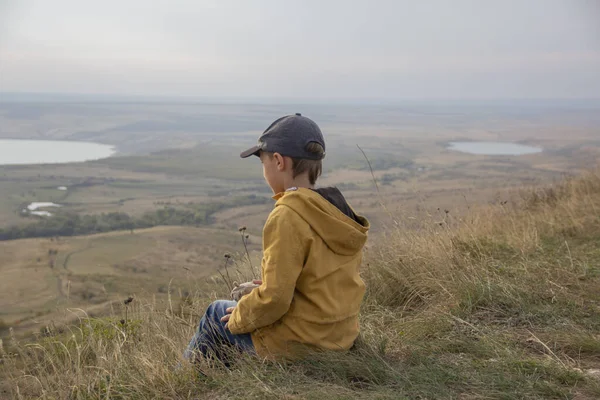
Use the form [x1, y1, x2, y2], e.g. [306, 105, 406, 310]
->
[448, 141, 542, 156]
[0, 139, 115, 165]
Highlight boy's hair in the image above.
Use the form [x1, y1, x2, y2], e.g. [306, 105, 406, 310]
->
[267, 142, 324, 185]
[291, 142, 324, 185]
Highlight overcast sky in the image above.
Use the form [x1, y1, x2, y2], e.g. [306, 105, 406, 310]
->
[0, 0, 599, 100]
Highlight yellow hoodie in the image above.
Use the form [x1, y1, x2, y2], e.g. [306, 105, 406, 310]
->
[227, 187, 369, 359]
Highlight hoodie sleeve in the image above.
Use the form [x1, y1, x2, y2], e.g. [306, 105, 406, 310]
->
[227, 205, 308, 334]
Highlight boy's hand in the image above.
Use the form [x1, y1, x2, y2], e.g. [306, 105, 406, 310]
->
[230, 281, 261, 301]
[221, 306, 235, 329]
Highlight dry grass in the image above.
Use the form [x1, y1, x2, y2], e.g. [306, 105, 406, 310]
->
[2, 170, 600, 399]
[0, 225, 260, 337]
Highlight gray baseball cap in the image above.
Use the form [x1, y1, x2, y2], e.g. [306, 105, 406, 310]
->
[240, 113, 326, 160]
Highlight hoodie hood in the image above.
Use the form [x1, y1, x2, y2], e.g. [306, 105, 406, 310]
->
[274, 187, 369, 256]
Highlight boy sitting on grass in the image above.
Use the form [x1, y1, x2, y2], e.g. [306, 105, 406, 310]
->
[184, 113, 370, 362]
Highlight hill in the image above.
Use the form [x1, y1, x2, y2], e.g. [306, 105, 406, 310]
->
[0, 225, 262, 337]
[1, 170, 600, 399]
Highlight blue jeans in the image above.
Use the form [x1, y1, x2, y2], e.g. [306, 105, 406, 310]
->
[184, 300, 255, 363]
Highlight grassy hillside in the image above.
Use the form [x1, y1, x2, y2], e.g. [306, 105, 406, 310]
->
[0, 225, 262, 335]
[1, 170, 600, 399]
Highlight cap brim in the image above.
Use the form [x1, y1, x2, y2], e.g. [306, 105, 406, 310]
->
[240, 145, 262, 158]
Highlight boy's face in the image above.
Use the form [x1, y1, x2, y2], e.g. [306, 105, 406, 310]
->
[260, 151, 287, 194]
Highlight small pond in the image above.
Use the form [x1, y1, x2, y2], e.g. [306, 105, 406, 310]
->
[24, 202, 62, 217]
[448, 141, 542, 156]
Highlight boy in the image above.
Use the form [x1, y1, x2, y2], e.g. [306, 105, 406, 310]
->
[184, 113, 369, 361]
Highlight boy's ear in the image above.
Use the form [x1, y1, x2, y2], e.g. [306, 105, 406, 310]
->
[273, 153, 286, 171]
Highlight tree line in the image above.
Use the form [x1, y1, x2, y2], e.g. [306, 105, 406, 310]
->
[0, 195, 268, 241]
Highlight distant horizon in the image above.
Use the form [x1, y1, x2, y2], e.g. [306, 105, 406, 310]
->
[2, 91, 600, 106]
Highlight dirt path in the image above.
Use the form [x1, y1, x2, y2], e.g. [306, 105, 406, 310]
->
[62, 240, 93, 270]
[54, 240, 93, 298]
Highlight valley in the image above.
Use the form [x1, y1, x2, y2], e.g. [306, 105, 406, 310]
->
[1, 99, 599, 338]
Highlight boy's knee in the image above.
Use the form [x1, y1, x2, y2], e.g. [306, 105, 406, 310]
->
[206, 300, 234, 321]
